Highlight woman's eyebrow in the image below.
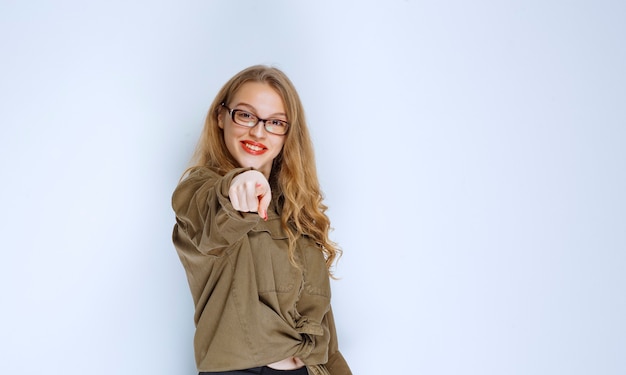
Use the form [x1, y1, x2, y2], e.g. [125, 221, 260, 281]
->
[233, 102, 286, 118]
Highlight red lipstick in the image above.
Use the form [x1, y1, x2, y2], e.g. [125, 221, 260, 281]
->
[240, 140, 267, 155]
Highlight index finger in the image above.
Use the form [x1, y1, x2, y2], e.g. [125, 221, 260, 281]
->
[256, 184, 271, 221]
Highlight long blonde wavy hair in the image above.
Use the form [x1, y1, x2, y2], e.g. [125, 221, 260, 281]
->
[186, 65, 340, 274]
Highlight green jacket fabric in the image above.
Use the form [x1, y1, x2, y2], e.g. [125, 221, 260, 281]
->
[172, 166, 352, 375]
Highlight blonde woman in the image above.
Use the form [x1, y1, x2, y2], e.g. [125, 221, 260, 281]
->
[172, 65, 351, 375]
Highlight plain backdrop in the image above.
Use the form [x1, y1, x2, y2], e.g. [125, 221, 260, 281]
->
[1, 1, 625, 374]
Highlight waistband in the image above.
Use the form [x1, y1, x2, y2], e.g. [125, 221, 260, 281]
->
[200, 366, 308, 375]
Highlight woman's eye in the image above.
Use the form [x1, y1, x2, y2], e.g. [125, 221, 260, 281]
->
[237, 111, 254, 120]
[268, 119, 285, 127]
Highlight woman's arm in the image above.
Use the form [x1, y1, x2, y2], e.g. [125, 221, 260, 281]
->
[172, 167, 259, 255]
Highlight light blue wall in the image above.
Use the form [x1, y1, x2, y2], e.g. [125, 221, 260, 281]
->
[1, 1, 624, 374]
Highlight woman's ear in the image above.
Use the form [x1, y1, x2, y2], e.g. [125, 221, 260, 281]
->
[217, 107, 225, 129]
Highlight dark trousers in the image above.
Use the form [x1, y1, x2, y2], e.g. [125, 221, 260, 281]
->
[200, 366, 308, 375]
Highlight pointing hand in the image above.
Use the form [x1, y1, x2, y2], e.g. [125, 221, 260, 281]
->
[229, 170, 271, 220]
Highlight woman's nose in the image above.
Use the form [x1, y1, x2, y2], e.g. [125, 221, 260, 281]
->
[249, 120, 267, 138]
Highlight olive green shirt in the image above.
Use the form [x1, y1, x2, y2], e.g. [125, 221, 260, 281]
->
[172, 167, 351, 375]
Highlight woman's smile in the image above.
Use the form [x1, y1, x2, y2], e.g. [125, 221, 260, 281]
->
[241, 140, 267, 154]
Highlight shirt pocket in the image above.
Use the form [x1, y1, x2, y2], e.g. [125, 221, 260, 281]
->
[249, 224, 301, 295]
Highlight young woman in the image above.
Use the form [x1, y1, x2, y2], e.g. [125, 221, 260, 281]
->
[172, 65, 352, 375]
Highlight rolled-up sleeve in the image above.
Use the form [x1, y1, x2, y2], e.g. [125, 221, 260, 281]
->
[172, 167, 257, 256]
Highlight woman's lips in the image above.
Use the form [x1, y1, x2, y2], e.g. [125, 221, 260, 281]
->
[240, 140, 267, 155]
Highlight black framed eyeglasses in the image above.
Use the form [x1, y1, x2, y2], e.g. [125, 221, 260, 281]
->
[221, 103, 289, 135]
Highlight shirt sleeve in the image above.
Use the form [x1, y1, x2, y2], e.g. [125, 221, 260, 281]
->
[172, 166, 258, 256]
[324, 309, 352, 375]
[295, 239, 352, 374]
[305, 309, 352, 375]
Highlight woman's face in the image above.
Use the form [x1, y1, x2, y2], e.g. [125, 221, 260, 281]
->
[219, 82, 287, 178]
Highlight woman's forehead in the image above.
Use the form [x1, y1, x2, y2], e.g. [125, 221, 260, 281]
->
[230, 82, 286, 116]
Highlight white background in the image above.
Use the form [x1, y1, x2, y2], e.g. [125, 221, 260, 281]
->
[1, 1, 625, 374]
